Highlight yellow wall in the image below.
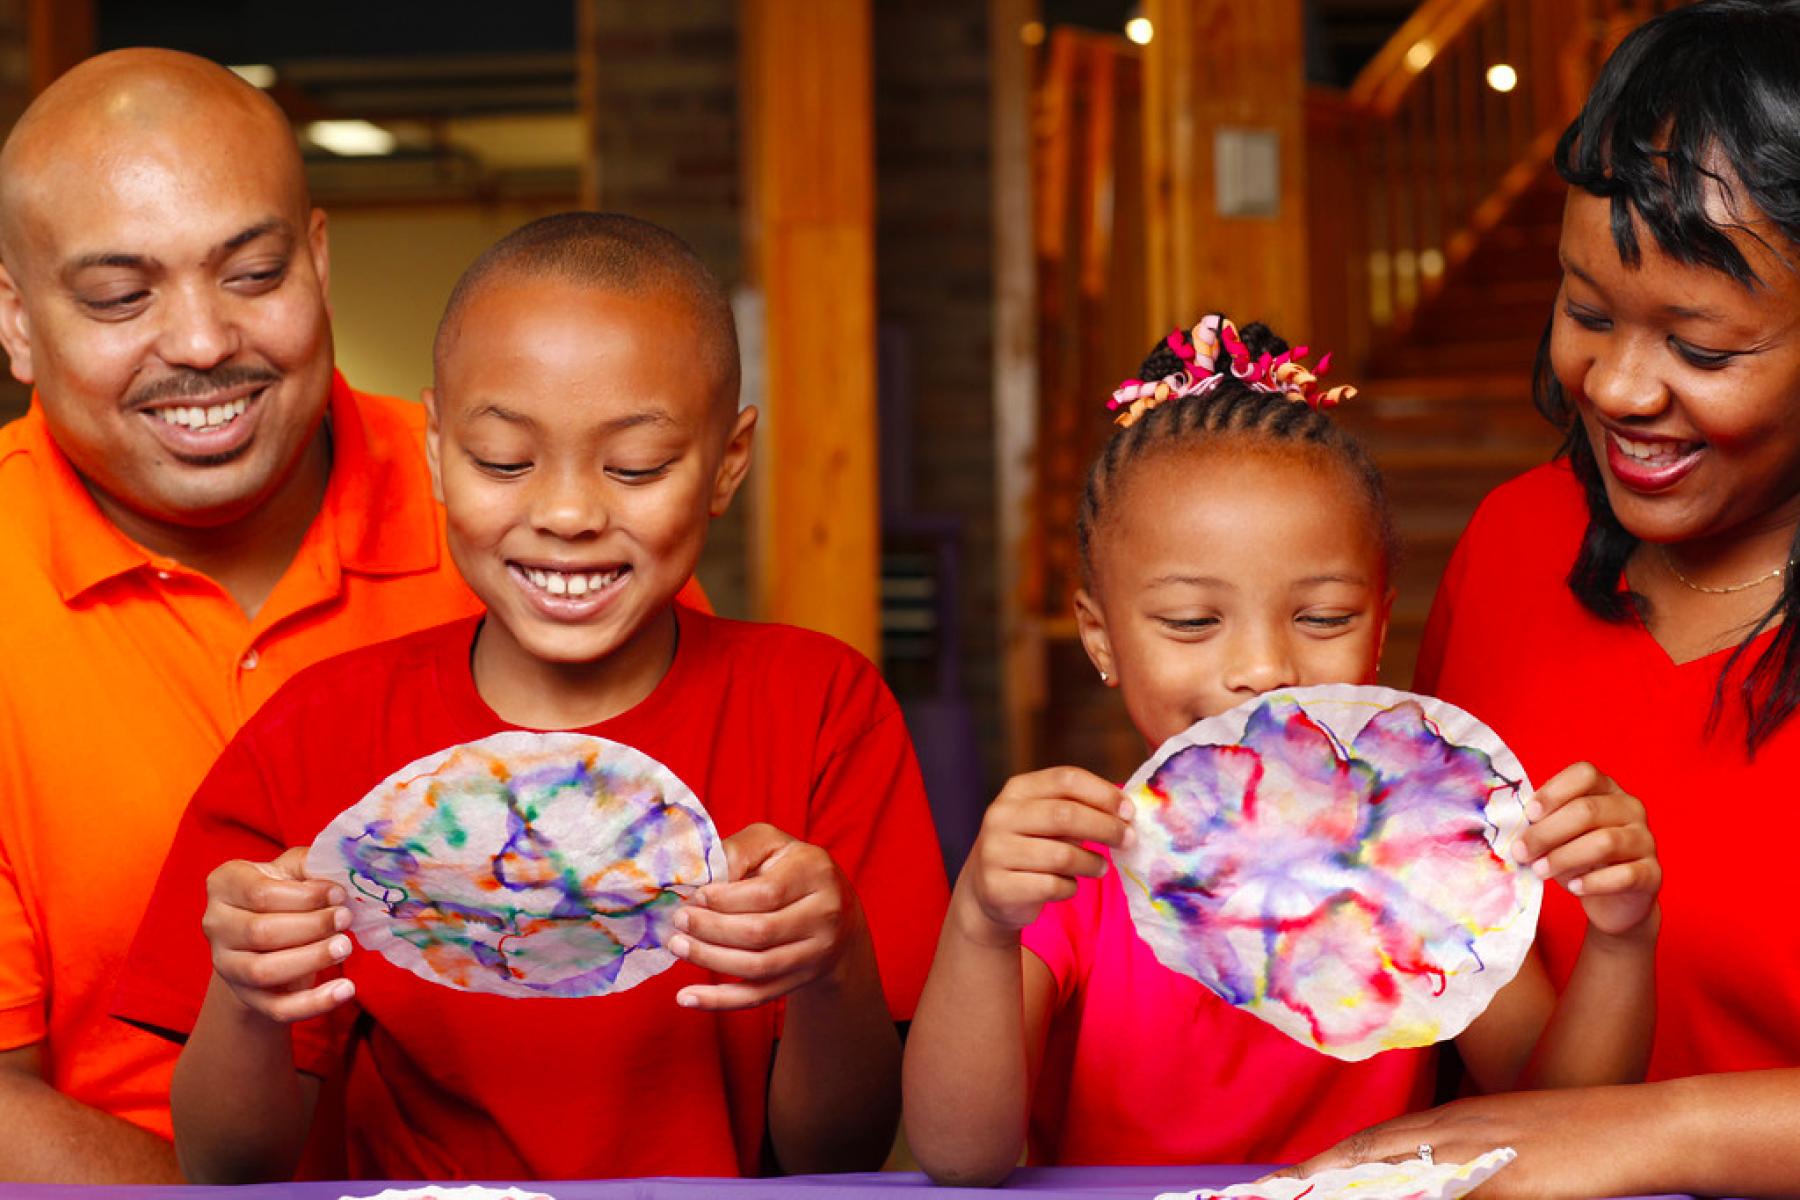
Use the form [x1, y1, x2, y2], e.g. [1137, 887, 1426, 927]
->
[324, 202, 565, 402]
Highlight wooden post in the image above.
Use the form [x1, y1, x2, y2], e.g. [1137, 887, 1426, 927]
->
[1145, 0, 1310, 335]
[27, 0, 92, 93]
[992, 0, 1043, 772]
[739, 0, 880, 661]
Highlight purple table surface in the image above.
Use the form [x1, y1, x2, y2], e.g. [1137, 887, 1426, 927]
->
[0, 1166, 1696, 1200]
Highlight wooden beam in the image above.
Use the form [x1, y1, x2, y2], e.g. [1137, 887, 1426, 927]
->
[28, 0, 92, 94]
[739, 0, 880, 660]
[1146, 0, 1310, 336]
[992, 0, 1044, 773]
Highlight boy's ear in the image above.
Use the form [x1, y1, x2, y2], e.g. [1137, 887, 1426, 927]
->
[708, 404, 758, 518]
[0, 263, 37, 385]
[1073, 587, 1117, 687]
[421, 386, 444, 504]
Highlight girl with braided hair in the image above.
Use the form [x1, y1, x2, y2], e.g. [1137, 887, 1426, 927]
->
[902, 315, 1661, 1184]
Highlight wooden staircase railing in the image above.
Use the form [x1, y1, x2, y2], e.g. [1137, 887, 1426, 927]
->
[1309, 0, 1685, 373]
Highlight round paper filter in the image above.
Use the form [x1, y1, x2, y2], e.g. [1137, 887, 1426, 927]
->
[306, 731, 726, 999]
[1157, 1147, 1517, 1200]
[1117, 684, 1541, 1060]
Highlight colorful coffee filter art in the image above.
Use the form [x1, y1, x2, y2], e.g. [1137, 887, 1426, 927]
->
[1157, 1147, 1516, 1200]
[307, 731, 725, 999]
[1118, 685, 1539, 1060]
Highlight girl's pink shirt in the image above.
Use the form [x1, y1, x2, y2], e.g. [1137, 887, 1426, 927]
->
[1021, 855, 1434, 1167]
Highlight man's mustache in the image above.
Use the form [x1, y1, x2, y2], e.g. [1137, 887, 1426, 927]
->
[129, 365, 281, 409]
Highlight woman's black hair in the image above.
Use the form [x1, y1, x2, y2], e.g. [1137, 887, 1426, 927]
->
[1536, 0, 1800, 753]
[1077, 318, 1399, 585]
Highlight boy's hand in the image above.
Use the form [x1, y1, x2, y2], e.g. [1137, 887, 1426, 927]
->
[1512, 762, 1661, 938]
[202, 847, 357, 1023]
[956, 766, 1132, 944]
[669, 823, 863, 1012]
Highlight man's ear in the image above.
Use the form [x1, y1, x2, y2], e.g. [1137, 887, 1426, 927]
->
[0, 262, 37, 385]
[308, 208, 333, 320]
[421, 386, 444, 504]
[1074, 587, 1117, 686]
[709, 405, 758, 518]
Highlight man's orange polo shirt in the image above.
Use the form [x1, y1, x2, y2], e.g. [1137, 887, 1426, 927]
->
[0, 373, 482, 1139]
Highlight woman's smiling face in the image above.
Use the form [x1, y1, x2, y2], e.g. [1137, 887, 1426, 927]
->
[1552, 187, 1800, 551]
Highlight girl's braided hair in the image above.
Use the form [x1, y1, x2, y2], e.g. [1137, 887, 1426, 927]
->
[1076, 316, 1399, 585]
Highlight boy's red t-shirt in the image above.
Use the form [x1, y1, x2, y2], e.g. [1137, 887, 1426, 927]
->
[1021, 858, 1434, 1167]
[1418, 461, 1800, 1080]
[114, 612, 949, 1180]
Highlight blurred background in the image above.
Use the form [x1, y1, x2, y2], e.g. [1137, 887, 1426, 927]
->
[0, 0, 1679, 872]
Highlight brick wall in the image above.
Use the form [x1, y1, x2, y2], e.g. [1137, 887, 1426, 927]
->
[587, 0, 750, 618]
[872, 1, 1004, 792]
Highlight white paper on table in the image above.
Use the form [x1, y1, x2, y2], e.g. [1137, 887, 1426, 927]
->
[1117, 684, 1541, 1059]
[307, 731, 727, 999]
[1157, 1147, 1516, 1200]
[339, 1188, 555, 1200]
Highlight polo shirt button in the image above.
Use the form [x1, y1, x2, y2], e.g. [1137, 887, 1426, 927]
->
[241, 649, 260, 671]
[155, 570, 172, 581]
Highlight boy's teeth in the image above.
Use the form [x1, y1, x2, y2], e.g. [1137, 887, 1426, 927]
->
[522, 567, 624, 597]
[154, 397, 249, 430]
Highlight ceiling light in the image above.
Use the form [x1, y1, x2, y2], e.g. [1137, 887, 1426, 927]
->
[1020, 20, 1045, 46]
[1486, 63, 1519, 92]
[305, 119, 397, 157]
[228, 63, 276, 89]
[1404, 40, 1435, 72]
[1125, 16, 1154, 45]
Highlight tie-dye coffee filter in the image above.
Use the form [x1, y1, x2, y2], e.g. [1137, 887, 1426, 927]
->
[306, 731, 726, 1000]
[1118, 684, 1541, 1061]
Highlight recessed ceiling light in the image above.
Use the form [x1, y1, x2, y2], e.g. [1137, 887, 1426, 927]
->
[305, 119, 397, 157]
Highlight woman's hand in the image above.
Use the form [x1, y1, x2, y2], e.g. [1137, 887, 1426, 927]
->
[1280, 1087, 1667, 1200]
[1514, 762, 1660, 938]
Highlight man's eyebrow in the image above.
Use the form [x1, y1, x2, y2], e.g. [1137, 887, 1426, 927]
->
[218, 219, 288, 256]
[66, 220, 290, 275]
[69, 251, 152, 272]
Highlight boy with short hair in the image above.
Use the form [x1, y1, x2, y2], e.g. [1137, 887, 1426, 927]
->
[114, 213, 949, 1182]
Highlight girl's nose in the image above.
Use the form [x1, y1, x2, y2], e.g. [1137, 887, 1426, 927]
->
[1222, 628, 1299, 697]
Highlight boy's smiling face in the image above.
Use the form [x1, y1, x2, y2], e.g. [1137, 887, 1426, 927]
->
[426, 273, 753, 689]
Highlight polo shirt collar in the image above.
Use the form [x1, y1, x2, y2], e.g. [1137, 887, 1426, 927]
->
[40, 369, 439, 603]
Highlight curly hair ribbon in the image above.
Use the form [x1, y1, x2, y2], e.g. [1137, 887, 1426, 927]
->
[1108, 314, 1359, 428]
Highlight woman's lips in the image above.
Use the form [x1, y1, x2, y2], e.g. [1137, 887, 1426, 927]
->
[1602, 429, 1705, 494]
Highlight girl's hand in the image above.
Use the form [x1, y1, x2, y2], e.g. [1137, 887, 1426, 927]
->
[201, 847, 356, 1024]
[1513, 762, 1660, 937]
[669, 822, 864, 1011]
[955, 767, 1132, 944]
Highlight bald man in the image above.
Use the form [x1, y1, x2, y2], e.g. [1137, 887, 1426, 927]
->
[0, 50, 487, 1180]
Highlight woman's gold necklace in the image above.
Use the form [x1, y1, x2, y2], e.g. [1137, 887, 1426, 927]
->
[1658, 545, 1788, 594]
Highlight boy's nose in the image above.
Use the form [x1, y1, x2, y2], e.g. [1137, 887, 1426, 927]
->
[529, 474, 608, 540]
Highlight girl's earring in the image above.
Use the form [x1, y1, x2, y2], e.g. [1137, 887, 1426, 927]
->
[1099, 670, 1110, 684]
